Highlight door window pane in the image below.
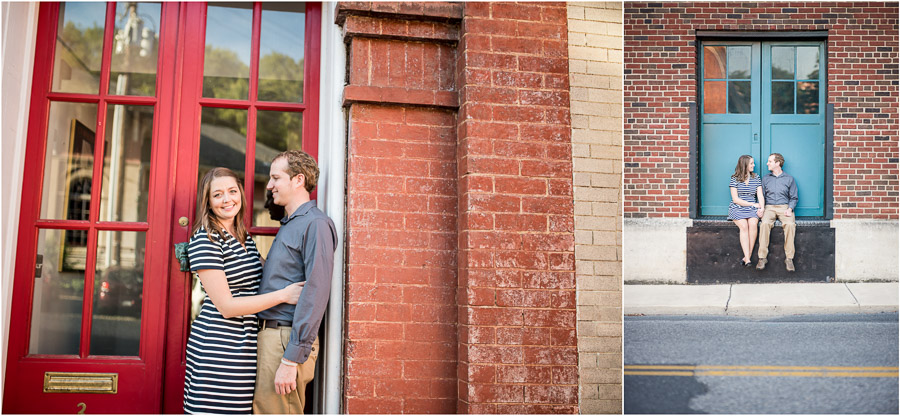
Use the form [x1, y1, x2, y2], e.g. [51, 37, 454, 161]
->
[797, 81, 819, 114]
[259, 3, 306, 103]
[100, 105, 154, 222]
[797, 47, 819, 80]
[109, 2, 161, 96]
[703, 81, 726, 114]
[203, 3, 252, 100]
[771, 47, 794, 80]
[252, 235, 276, 261]
[52, 2, 106, 94]
[29, 229, 84, 355]
[198, 107, 248, 184]
[727, 46, 751, 79]
[254, 111, 302, 227]
[90, 231, 145, 356]
[41, 102, 98, 220]
[728, 81, 751, 114]
[703, 46, 726, 79]
[772, 81, 794, 114]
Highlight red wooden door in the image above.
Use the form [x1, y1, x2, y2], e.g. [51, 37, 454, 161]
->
[3, 2, 320, 413]
[3, 2, 179, 413]
[160, 2, 321, 412]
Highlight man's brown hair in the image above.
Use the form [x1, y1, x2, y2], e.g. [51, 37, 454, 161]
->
[273, 150, 319, 193]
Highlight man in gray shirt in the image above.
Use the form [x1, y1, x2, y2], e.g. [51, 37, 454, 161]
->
[757, 153, 799, 272]
[253, 150, 337, 414]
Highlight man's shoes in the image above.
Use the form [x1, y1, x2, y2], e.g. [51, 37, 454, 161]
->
[756, 258, 767, 270]
[785, 258, 795, 272]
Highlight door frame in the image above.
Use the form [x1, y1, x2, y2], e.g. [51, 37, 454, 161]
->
[690, 31, 833, 220]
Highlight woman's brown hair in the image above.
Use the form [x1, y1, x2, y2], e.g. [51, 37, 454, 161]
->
[731, 154, 758, 182]
[191, 167, 248, 243]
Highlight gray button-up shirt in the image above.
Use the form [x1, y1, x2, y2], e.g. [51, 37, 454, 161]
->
[258, 200, 337, 363]
[761, 171, 798, 211]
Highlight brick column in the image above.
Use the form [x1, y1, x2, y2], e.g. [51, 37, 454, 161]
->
[456, 3, 578, 413]
[567, 3, 623, 414]
[339, 3, 462, 413]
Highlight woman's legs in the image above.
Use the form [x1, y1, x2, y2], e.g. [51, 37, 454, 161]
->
[747, 217, 759, 259]
[734, 218, 751, 263]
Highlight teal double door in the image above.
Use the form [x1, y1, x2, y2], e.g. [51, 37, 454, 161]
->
[700, 41, 825, 217]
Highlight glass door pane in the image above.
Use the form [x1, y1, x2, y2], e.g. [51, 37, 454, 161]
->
[52, 2, 106, 94]
[29, 229, 85, 355]
[40, 102, 98, 220]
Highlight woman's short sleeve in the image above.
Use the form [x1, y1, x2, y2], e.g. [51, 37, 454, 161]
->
[187, 227, 225, 271]
[729, 177, 738, 188]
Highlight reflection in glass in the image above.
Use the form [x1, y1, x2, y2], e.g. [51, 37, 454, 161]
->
[254, 111, 302, 227]
[729, 81, 751, 114]
[703, 81, 726, 114]
[772, 81, 794, 114]
[259, 3, 306, 103]
[797, 47, 819, 80]
[772, 47, 794, 80]
[101, 105, 154, 222]
[252, 235, 276, 262]
[29, 229, 84, 355]
[198, 107, 248, 185]
[727, 47, 751, 79]
[703, 46, 726, 79]
[41, 102, 98, 221]
[109, 2, 161, 96]
[203, 3, 252, 99]
[797, 81, 819, 114]
[52, 2, 106, 94]
[90, 231, 145, 356]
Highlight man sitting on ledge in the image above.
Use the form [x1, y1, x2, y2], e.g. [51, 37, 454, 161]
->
[757, 152, 799, 272]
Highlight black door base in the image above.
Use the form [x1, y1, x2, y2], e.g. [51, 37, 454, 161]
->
[686, 220, 835, 283]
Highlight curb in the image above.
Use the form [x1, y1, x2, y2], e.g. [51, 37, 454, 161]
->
[624, 282, 899, 316]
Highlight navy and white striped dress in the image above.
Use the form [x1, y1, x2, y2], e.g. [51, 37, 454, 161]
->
[728, 175, 763, 220]
[184, 226, 262, 414]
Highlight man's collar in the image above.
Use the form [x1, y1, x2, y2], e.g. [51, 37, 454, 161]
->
[281, 200, 316, 224]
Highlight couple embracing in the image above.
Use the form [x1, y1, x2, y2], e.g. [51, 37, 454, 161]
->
[183, 150, 337, 414]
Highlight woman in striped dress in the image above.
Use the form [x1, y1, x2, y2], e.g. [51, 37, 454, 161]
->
[728, 155, 766, 267]
[184, 168, 303, 414]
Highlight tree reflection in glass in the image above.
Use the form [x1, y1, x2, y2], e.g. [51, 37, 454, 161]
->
[202, 3, 252, 100]
[259, 3, 305, 103]
[52, 2, 106, 94]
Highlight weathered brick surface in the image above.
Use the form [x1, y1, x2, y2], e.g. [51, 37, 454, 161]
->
[568, 3, 623, 414]
[624, 2, 899, 220]
[342, 3, 460, 413]
[456, 2, 578, 414]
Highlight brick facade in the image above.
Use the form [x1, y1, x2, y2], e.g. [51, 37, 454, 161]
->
[624, 2, 899, 220]
[340, 2, 585, 413]
[568, 3, 623, 414]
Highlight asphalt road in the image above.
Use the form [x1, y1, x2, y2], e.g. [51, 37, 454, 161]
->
[625, 313, 899, 414]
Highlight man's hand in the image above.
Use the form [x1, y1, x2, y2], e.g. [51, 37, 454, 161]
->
[756, 207, 764, 218]
[784, 208, 793, 217]
[274, 362, 298, 395]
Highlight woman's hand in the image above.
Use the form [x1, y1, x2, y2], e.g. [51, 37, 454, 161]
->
[280, 282, 305, 305]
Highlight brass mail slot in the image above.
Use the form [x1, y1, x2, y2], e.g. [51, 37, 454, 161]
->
[43, 372, 118, 394]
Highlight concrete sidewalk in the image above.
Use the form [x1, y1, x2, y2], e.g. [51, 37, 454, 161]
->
[624, 282, 899, 316]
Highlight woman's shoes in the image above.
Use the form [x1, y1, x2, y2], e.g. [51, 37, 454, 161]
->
[740, 259, 752, 267]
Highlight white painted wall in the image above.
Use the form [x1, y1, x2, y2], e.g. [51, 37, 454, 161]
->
[623, 218, 691, 283]
[1, 1, 38, 396]
[833, 219, 899, 281]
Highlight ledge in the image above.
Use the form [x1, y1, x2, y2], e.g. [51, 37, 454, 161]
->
[343, 85, 459, 109]
[341, 14, 459, 43]
[336, 2, 463, 25]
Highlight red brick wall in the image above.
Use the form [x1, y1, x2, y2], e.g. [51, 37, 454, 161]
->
[624, 2, 899, 219]
[456, 2, 578, 414]
[340, 3, 461, 414]
[341, 2, 578, 413]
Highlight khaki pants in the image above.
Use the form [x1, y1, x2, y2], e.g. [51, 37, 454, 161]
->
[758, 204, 796, 260]
[253, 327, 318, 414]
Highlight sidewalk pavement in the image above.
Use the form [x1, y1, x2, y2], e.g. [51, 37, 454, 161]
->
[624, 282, 899, 316]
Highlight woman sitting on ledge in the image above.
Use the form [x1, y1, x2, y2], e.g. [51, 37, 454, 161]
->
[728, 155, 765, 267]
